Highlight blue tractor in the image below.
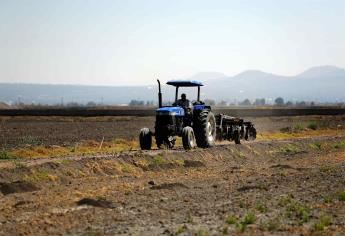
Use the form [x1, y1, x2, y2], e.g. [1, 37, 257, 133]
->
[139, 80, 256, 150]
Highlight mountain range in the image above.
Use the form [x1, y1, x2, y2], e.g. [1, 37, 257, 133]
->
[1, 65, 345, 105]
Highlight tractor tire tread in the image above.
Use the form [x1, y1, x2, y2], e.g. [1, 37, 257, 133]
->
[139, 128, 152, 150]
[193, 110, 216, 148]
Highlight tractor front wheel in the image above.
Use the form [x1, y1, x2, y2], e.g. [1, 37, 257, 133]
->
[182, 126, 196, 150]
[139, 128, 152, 150]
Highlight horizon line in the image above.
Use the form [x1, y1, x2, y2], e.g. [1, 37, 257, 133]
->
[0, 64, 342, 87]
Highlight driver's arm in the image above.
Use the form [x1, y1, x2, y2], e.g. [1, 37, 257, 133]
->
[185, 99, 191, 108]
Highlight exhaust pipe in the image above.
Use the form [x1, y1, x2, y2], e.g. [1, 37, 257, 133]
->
[157, 79, 162, 108]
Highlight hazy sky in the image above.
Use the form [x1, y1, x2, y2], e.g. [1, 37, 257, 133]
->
[0, 0, 344, 86]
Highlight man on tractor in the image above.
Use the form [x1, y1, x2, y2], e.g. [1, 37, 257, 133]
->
[176, 93, 191, 108]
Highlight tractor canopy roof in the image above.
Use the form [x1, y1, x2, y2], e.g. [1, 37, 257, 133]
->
[166, 80, 203, 87]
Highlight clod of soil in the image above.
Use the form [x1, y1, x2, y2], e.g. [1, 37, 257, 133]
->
[76, 198, 116, 208]
[150, 182, 189, 190]
[270, 164, 295, 169]
[237, 185, 268, 192]
[13, 201, 33, 208]
[183, 160, 205, 168]
[147, 162, 177, 171]
[0, 181, 40, 195]
[148, 180, 155, 185]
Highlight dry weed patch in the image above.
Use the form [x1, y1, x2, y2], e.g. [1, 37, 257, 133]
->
[8, 138, 140, 159]
[23, 169, 59, 182]
[258, 129, 345, 141]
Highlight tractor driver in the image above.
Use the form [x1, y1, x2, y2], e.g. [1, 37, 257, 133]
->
[176, 93, 191, 108]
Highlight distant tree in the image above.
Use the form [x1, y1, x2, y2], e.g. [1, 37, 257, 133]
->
[239, 99, 251, 106]
[86, 101, 97, 107]
[296, 101, 306, 107]
[66, 102, 82, 107]
[253, 98, 265, 106]
[204, 99, 216, 106]
[146, 101, 154, 106]
[162, 101, 174, 106]
[285, 101, 294, 106]
[129, 100, 145, 106]
[274, 97, 284, 106]
[217, 100, 228, 107]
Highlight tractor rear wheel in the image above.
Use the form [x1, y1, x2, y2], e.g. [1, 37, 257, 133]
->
[194, 110, 216, 148]
[248, 127, 257, 140]
[139, 128, 152, 150]
[233, 129, 241, 144]
[182, 126, 196, 150]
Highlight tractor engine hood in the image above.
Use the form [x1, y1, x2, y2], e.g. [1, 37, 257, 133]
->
[156, 107, 185, 116]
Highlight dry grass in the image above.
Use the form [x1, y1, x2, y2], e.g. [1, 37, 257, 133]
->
[6, 127, 345, 160]
[257, 129, 345, 141]
[6, 136, 185, 159]
[9, 138, 139, 159]
[23, 169, 59, 182]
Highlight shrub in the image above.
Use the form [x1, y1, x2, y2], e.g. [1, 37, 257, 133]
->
[319, 165, 336, 173]
[176, 225, 186, 234]
[323, 195, 333, 203]
[309, 142, 322, 150]
[266, 218, 281, 231]
[242, 212, 256, 225]
[239, 201, 246, 208]
[339, 191, 345, 202]
[293, 124, 305, 132]
[236, 223, 247, 233]
[19, 136, 43, 145]
[196, 230, 209, 236]
[278, 144, 302, 155]
[332, 141, 345, 149]
[23, 169, 58, 182]
[151, 155, 166, 166]
[313, 215, 332, 231]
[280, 127, 291, 133]
[278, 195, 293, 207]
[235, 212, 257, 233]
[307, 122, 318, 130]
[0, 151, 17, 160]
[222, 226, 228, 234]
[255, 202, 268, 213]
[286, 201, 311, 223]
[226, 215, 237, 225]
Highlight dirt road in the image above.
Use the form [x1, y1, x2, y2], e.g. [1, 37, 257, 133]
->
[1, 136, 345, 235]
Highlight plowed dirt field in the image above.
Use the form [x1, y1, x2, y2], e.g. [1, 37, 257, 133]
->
[0, 116, 345, 235]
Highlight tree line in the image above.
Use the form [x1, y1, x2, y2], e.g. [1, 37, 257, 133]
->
[128, 98, 322, 107]
[2, 98, 342, 108]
